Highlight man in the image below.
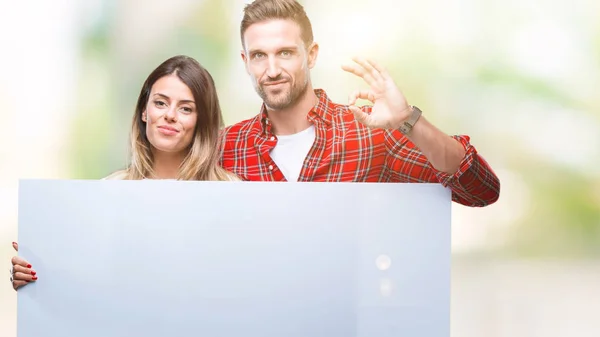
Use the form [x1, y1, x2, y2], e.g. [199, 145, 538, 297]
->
[221, 0, 500, 207]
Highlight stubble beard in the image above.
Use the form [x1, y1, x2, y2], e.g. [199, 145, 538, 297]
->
[254, 69, 310, 111]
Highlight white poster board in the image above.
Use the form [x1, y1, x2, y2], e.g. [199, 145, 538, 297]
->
[17, 180, 451, 337]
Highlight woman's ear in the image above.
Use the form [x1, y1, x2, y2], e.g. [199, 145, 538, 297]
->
[142, 111, 147, 122]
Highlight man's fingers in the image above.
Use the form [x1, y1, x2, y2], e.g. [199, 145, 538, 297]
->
[12, 242, 18, 252]
[12, 280, 29, 291]
[11, 256, 31, 268]
[348, 89, 375, 105]
[341, 63, 363, 76]
[341, 63, 377, 86]
[365, 58, 390, 80]
[349, 105, 371, 126]
[352, 57, 384, 83]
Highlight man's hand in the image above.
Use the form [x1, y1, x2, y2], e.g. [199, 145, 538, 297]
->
[10, 242, 37, 290]
[342, 57, 410, 130]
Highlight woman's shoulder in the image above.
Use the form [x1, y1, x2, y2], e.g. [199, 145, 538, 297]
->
[102, 170, 129, 180]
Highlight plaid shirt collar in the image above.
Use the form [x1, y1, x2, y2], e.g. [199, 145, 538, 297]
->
[257, 89, 334, 135]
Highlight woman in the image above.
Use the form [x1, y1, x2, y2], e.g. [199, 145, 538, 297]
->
[10, 55, 238, 290]
[109, 54, 236, 181]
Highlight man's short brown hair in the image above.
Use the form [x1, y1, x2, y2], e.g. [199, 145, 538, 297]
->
[240, 0, 314, 49]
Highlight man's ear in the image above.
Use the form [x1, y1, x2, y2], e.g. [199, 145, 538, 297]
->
[307, 42, 319, 69]
[241, 50, 250, 74]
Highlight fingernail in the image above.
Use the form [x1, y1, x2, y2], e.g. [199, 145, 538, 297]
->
[32, 276, 38, 280]
[12, 242, 16, 245]
[27, 264, 32, 268]
[31, 270, 36, 275]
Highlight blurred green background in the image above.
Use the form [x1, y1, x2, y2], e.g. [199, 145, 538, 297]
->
[1, 0, 599, 336]
[70, 0, 600, 259]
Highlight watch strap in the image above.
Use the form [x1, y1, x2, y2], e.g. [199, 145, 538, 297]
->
[398, 105, 422, 135]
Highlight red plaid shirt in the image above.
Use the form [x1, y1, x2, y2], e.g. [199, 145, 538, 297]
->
[221, 89, 500, 207]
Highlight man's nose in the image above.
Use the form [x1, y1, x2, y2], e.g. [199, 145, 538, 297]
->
[266, 57, 282, 79]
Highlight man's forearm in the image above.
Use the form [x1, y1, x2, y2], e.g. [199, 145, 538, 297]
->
[404, 116, 466, 174]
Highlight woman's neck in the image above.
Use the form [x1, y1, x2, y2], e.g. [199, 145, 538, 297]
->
[151, 150, 186, 179]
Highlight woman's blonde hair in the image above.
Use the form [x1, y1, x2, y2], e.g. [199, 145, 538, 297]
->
[109, 55, 237, 181]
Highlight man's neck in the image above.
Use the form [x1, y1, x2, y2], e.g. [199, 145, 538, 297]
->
[152, 151, 185, 179]
[267, 87, 319, 136]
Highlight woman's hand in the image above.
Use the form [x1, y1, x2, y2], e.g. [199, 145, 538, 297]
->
[10, 242, 37, 290]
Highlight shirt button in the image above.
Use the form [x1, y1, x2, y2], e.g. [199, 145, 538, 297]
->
[269, 136, 275, 141]
[268, 165, 274, 171]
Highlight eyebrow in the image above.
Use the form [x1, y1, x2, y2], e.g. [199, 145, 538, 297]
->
[248, 46, 300, 55]
[153, 93, 195, 105]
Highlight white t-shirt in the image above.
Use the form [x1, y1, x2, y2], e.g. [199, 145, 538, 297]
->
[269, 125, 316, 182]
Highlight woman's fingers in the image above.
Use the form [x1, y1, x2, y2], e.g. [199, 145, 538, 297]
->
[10, 242, 35, 291]
[11, 255, 31, 269]
[12, 279, 29, 290]
[13, 264, 35, 276]
[14, 271, 37, 282]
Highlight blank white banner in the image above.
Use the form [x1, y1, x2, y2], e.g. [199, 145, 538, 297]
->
[17, 180, 451, 337]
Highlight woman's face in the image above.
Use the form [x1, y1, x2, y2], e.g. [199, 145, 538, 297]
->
[143, 74, 197, 155]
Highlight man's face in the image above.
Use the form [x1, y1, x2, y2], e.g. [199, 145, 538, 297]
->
[241, 19, 318, 110]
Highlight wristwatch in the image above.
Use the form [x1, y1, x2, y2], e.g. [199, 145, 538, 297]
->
[397, 105, 422, 135]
